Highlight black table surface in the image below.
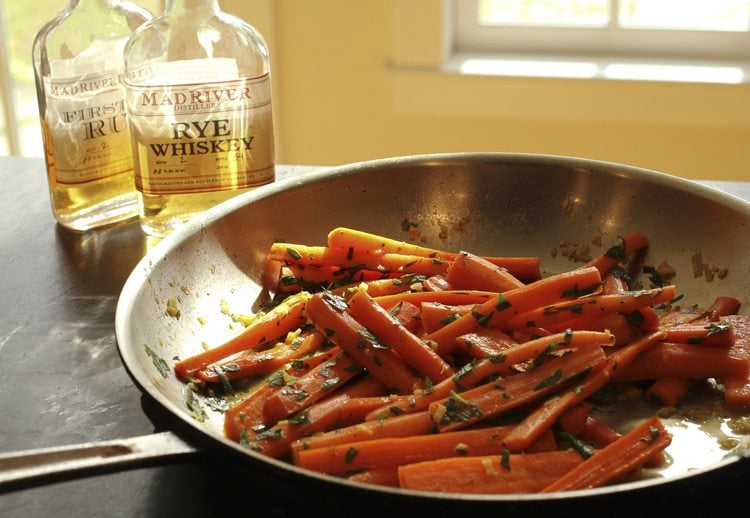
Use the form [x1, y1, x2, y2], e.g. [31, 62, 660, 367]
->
[0, 156, 748, 518]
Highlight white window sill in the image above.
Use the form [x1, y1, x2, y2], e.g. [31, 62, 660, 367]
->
[445, 52, 750, 85]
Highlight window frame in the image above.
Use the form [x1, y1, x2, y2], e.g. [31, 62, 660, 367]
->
[453, 0, 750, 62]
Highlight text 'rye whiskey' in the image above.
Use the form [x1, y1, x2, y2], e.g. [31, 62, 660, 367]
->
[124, 0, 275, 237]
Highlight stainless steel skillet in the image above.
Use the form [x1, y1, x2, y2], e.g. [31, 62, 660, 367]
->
[2, 153, 749, 510]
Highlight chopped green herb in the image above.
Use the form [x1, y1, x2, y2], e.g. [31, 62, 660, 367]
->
[500, 448, 511, 470]
[345, 446, 359, 464]
[534, 369, 563, 390]
[287, 247, 302, 260]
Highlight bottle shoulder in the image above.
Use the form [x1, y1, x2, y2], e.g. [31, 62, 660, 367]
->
[125, 12, 269, 78]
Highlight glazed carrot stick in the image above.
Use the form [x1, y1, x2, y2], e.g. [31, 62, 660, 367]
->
[263, 348, 364, 423]
[585, 232, 649, 277]
[503, 285, 677, 332]
[580, 416, 622, 447]
[661, 321, 734, 348]
[295, 425, 515, 474]
[245, 373, 388, 459]
[424, 266, 603, 357]
[195, 330, 324, 383]
[337, 396, 397, 424]
[454, 327, 518, 360]
[722, 314, 750, 407]
[326, 227, 542, 282]
[646, 378, 694, 407]
[430, 345, 608, 433]
[501, 331, 665, 452]
[346, 288, 454, 382]
[706, 296, 741, 321]
[223, 348, 338, 446]
[305, 291, 422, 394]
[612, 341, 749, 381]
[364, 330, 615, 420]
[419, 302, 474, 333]
[373, 290, 497, 309]
[444, 251, 524, 292]
[385, 299, 422, 334]
[422, 275, 453, 291]
[398, 450, 584, 494]
[557, 403, 591, 435]
[541, 415, 671, 493]
[174, 291, 311, 379]
[289, 411, 435, 462]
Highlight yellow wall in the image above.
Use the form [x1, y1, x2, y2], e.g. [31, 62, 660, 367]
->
[226, 0, 750, 181]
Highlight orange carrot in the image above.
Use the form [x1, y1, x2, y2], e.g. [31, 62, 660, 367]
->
[289, 411, 435, 462]
[580, 416, 622, 447]
[174, 291, 311, 379]
[706, 296, 741, 321]
[398, 450, 584, 494]
[585, 232, 649, 277]
[422, 275, 453, 291]
[646, 378, 694, 407]
[305, 291, 422, 394]
[223, 348, 337, 446]
[541, 415, 671, 493]
[425, 266, 603, 357]
[263, 348, 364, 423]
[364, 330, 615, 420]
[346, 288, 453, 382]
[455, 327, 518, 360]
[661, 321, 735, 348]
[722, 314, 750, 407]
[337, 396, 396, 424]
[326, 227, 541, 282]
[430, 345, 608, 433]
[373, 290, 497, 310]
[445, 251, 524, 292]
[557, 403, 591, 435]
[504, 285, 677, 332]
[195, 330, 324, 383]
[419, 302, 474, 334]
[501, 331, 665, 452]
[613, 341, 749, 381]
[295, 425, 515, 474]
[244, 372, 388, 459]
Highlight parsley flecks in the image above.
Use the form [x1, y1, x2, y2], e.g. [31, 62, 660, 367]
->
[441, 313, 460, 325]
[641, 426, 661, 445]
[323, 292, 349, 312]
[495, 294, 512, 311]
[561, 282, 602, 299]
[440, 390, 483, 424]
[255, 427, 284, 441]
[534, 369, 563, 390]
[358, 328, 389, 349]
[144, 345, 169, 379]
[286, 247, 302, 260]
[472, 309, 493, 327]
[604, 237, 627, 260]
[345, 446, 359, 464]
[500, 448, 511, 470]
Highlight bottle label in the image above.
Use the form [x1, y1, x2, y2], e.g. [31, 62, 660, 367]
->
[43, 70, 133, 184]
[126, 73, 275, 195]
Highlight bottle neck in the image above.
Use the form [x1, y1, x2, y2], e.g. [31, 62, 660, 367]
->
[164, 0, 221, 16]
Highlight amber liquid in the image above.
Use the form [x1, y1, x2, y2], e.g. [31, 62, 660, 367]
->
[43, 123, 138, 231]
[132, 125, 274, 236]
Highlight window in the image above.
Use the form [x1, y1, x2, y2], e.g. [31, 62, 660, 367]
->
[451, 0, 750, 82]
[0, 1, 162, 157]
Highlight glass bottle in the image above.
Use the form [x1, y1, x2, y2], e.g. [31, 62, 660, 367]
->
[123, 0, 276, 237]
[32, 0, 152, 232]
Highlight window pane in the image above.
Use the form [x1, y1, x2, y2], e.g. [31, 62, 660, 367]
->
[619, 0, 750, 31]
[478, 0, 610, 27]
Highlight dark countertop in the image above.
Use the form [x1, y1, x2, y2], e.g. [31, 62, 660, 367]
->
[0, 156, 747, 518]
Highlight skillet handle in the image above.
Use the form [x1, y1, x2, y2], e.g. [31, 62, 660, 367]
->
[0, 431, 198, 488]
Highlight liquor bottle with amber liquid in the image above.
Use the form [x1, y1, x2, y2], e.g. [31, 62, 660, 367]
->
[33, 0, 152, 231]
[124, 0, 275, 237]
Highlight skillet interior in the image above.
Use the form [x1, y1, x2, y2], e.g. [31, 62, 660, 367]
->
[115, 152, 750, 504]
